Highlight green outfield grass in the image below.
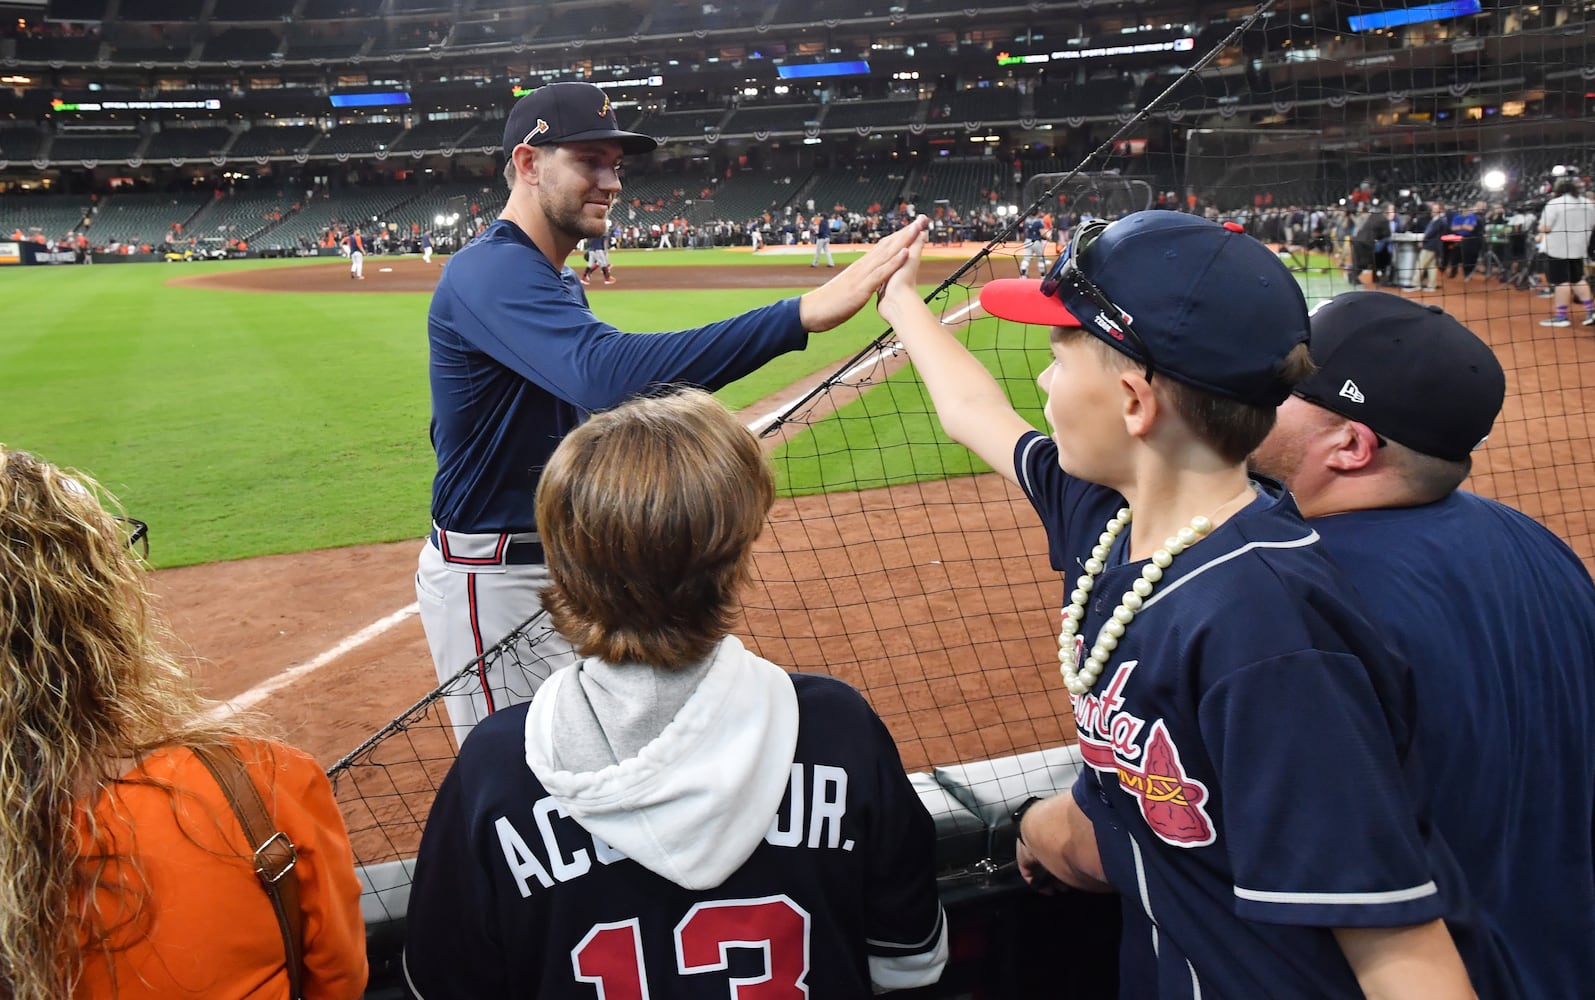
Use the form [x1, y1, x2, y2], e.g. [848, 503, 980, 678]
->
[0, 258, 896, 567]
[1, 251, 1331, 568]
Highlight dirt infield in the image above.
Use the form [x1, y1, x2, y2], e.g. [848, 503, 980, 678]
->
[150, 264, 1595, 780]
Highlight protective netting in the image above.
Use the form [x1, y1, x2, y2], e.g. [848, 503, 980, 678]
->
[330, 0, 1595, 932]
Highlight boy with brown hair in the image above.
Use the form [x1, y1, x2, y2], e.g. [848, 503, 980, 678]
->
[876, 212, 1512, 997]
[404, 388, 947, 999]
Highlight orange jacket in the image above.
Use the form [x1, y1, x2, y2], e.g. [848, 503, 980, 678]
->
[75, 739, 367, 999]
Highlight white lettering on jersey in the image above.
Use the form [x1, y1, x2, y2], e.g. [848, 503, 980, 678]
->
[765, 764, 855, 851]
[534, 797, 591, 882]
[807, 764, 849, 850]
[496, 805, 628, 896]
[496, 815, 555, 896]
[766, 764, 806, 847]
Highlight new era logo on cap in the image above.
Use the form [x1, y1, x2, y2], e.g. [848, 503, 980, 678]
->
[1338, 379, 1365, 404]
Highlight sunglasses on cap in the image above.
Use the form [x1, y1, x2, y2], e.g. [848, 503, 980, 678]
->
[1038, 219, 1157, 381]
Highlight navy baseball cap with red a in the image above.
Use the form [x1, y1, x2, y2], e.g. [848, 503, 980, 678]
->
[980, 211, 1310, 406]
[502, 82, 658, 158]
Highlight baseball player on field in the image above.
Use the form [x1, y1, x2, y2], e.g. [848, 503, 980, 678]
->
[1018, 209, 1047, 277]
[810, 214, 834, 268]
[877, 212, 1514, 997]
[347, 228, 364, 280]
[578, 229, 614, 284]
[403, 389, 948, 999]
[1252, 291, 1595, 1000]
[418, 81, 929, 748]
[421, 229, 434, 265]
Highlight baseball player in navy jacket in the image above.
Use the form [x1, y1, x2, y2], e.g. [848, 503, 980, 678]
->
[878, 213, 1515, 998]
[404, 389, 947, 998]
[417, 82, 927, 747]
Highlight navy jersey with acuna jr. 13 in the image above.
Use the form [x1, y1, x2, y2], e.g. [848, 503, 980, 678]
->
[1014, 431, 1517, 1000]
[401, 643, 948, 999]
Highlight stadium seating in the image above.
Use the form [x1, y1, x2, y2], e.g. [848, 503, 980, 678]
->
[802, 164, 907, 217]
[0, 193, 92, 241]
[697, 170, 801, 223]
[203, 27, 284, 63]
[282, 21, 366, 61]
[209, 0, 296, 19]
[930, 87, 1023, 126]
[186, 190, 297, 243]
[390, 120, 488, 154]
[229, 126, 320, 159]
[313, 124, 406, 158]
[255, 189, 419, 251]
[106, 21, 198, 63]
[48, 132, 143, 163]
[822, 99, 922, 132]
[118, 0, 203, 20]
[722, 103, 822, 136]
[908, 157, 1007, 219]
[144, 126, 235, 161]
[91, 191, 210, 247]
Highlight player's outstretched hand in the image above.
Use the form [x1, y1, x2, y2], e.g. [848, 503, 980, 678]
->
[798, 215, 928, 333]
[875, 227, 931, 331]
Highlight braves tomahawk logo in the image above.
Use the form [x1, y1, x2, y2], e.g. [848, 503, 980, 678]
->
[599, 95, 612, 118]
[1074, 661, 1215, 847]
[527, 118, 550, 142]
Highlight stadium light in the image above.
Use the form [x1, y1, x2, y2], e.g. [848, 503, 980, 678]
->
[434, 214, 446, 225]
[1482, 169, 1507, 192]
[1552, 164, 1568, 177]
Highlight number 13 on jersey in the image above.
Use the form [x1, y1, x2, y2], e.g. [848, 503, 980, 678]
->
[572, 895, 811, 998]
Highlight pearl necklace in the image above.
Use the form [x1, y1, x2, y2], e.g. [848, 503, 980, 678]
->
[1058, 507, 1213, 696]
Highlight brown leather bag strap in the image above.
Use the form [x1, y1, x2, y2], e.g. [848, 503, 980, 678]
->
[192, 743, 306, 1000]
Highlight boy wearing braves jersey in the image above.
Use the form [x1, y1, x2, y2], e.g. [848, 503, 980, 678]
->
[418, 81, 927, 748]
[876, 212, 1514, 998]
[403, 389, 948, 999]
[1251, 292, 1595, 1000]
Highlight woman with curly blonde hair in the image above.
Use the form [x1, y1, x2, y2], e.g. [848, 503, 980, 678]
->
[0, 446, 367, 999]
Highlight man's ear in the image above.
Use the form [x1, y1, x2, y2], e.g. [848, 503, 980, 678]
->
[1326, 419, 1381, 472]
[512, 144, 540, 186]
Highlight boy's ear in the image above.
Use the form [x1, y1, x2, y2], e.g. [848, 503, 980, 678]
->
[1121, 371, 1159, 439]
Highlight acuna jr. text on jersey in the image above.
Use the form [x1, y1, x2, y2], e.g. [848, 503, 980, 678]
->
[496, 763, 854, 896]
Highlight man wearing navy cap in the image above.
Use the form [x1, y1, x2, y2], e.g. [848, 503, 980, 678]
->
[418, 81, 927, 746]
[876, 212, 1514, 997]
[1253, 291, 1595, 1000]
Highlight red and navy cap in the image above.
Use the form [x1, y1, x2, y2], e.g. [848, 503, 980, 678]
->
[502, 82, 658, 158]
[980, 212, 1310, 406]
[1294, 292, 1504, 461]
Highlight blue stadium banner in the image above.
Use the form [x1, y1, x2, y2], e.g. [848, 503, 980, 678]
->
[1348, 0, 1482, 32]
[329, 92, 412, 108]
[776, 61, 870, 79]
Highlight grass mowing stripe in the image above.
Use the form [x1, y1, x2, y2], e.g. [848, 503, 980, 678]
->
[773, 311, 1052, 495]
[0, 259, 906, 566]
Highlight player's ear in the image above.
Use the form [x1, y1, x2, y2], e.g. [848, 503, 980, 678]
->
[512, 144, 541, 186]
[1325, 418, 1380, 472]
